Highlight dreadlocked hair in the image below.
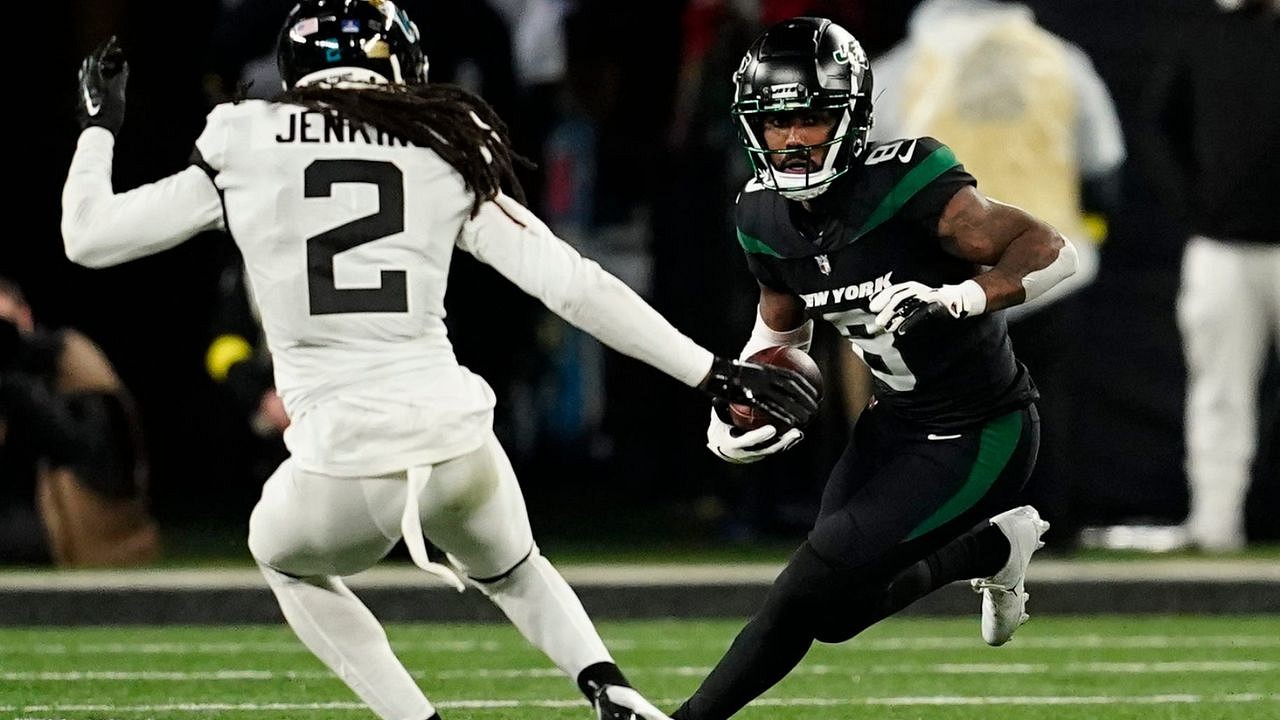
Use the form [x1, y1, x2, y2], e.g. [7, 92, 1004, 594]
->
[279, 83, 531, 216]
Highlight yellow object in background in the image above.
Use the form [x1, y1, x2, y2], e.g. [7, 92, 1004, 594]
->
[205, 333, 253, 382]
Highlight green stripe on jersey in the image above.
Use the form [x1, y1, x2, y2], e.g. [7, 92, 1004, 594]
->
[737, 227, 783, 257]
[906, 410, 1023, 541]
[855, 145, 960, 240]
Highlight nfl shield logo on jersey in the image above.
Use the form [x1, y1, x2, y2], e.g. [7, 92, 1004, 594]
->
[815, 254, 831, 275]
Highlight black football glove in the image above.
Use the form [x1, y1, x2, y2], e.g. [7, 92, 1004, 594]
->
[892, 297, 949, 336]
[870, 280, 985, 336]
[77, 35, 129, 135]
[698, 355, 819, 429]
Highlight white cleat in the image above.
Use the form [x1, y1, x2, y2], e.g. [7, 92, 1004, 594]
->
[972, 505, 1050, 647]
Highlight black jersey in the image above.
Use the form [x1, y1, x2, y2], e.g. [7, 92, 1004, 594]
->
[736, 137, 1037, 428]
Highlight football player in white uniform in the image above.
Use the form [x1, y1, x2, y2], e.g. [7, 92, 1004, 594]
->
[60, 3, 818, 719]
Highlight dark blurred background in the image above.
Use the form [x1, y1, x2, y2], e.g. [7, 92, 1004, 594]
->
[3, 0, 1276, 561]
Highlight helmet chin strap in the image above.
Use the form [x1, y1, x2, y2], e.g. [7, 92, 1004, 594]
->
[778, 183, 833, 202]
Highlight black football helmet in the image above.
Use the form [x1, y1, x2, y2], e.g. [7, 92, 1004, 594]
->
[732, 17, 873, 200]
[277, 0, 428, 89]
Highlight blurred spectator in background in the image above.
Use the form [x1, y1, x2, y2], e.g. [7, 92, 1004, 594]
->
[206, 262, 286, 439]
[1139, 0, 1279, 552]
[871, 0, 1126, 548]
[204, 259, 291, 496]
[487, 0, 569, 210]
[0, 277, 158, 566]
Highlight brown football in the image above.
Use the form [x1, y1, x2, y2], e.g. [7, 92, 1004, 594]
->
[728, 345, 823, 431]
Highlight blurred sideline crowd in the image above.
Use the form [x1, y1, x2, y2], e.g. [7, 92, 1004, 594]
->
[2, 0, 1277, 566]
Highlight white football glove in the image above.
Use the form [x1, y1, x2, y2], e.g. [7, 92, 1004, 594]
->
[706, 409, 804, 464]
[868, 279, 986, 335]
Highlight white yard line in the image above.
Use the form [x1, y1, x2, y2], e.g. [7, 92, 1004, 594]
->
[5, 661, 1275, 683]
[3, 694, 1277, 714]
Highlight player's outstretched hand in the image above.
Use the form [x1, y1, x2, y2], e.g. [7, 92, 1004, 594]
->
[77, 35, 129, 135]
[869, 280, 984, 335]
[698, 355, 818, 429]
[706, 409, 804, 464]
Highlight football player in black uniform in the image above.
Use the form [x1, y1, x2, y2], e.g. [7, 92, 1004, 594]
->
[676, 18, 1080, 720]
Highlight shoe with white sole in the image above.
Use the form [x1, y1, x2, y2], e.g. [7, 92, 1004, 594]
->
[972, 505, 1050, 646]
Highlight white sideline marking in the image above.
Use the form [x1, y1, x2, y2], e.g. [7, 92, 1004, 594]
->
[5, 661, 1275, 683]
[4, 694, 1277, 713]
[7, 634, 1278, 655]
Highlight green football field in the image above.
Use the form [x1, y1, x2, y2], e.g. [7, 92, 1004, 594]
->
[3, 616, 1277, 720]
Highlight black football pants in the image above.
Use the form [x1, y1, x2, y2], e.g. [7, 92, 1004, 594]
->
[674, 403, 1040, 720]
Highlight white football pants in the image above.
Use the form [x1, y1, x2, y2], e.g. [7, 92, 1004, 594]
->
[248, 430, 612, 720]
[1176, 236, 1280, 551]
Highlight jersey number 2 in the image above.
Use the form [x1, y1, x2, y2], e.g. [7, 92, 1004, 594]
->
[305, 159, 408, 315]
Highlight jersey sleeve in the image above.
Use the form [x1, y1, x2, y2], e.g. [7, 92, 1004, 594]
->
[458, 193, 714, 388]
[192, 102, 238, 177]
[61, 127, 226, 268]
[734, 183, 795, 290]
[743, 251, 789, 291]
[896, 139, 977, 236]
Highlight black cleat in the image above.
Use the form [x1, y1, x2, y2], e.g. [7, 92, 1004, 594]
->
[593, 684, 671, 720]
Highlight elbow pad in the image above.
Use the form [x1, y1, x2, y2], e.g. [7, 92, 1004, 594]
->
[739, 308, 813, 360]
[1021, 240, 1079, 303]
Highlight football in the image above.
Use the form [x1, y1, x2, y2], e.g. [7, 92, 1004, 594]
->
[728, 345, 824, 431]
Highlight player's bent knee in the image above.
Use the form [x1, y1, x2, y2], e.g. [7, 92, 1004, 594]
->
[764, 542, 892, 644]
[247, 516, 318, 577]
[811, 597, 874, 643]
[247, 514, 282, 568]
[757, 543, 846, 632]
[256, 560, 310, 585]
[468, 545, 537, 594]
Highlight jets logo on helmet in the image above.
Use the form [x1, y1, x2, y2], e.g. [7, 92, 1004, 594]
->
[277, 0, 429, 89]
[731, 17, 874, 201]
[833, 40, 867, 74]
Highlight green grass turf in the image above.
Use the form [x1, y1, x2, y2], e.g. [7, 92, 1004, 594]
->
[2, 616, 1277, 719]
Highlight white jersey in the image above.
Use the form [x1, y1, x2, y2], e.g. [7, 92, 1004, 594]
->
[61, 100, 713, 477]
[195, 101, 470, 408]
[194, 100, 497, 474]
